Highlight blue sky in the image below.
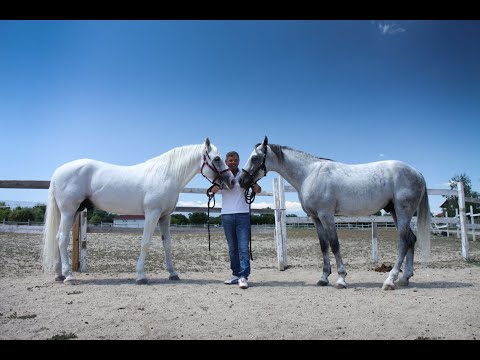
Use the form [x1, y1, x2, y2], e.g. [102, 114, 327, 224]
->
[1, 20, 479, 215]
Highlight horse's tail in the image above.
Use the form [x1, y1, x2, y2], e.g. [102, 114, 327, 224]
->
[42, 179, 60, 274]
[416, 185, 431, 263]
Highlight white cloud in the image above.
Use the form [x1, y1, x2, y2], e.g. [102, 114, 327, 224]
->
[373, 21, 406, 36]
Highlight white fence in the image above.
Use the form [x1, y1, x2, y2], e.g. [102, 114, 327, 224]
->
[1, 178, 479, 271]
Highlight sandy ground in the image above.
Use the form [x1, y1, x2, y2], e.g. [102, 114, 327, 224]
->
[0, 227, 479, 340]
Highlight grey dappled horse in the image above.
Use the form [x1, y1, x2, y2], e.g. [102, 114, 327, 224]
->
[238, 136, 430, 290]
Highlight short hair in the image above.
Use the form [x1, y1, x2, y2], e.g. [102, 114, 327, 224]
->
[226, 151, 239, 159]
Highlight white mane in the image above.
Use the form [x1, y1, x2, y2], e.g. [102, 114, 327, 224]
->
[144, 144, 206, 184]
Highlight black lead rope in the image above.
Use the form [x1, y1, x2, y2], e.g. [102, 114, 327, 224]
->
[206, 184, 217, 252]
[245, 185, 257, 261]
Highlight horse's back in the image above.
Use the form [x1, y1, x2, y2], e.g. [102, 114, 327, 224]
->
[305, 159, 426, 216]
[348, 160, 425, 187]
[52, 159, 115, 185]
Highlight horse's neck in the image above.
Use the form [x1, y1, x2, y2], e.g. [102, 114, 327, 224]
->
[177, 145, 204, 190]
[150, 144, 203, 191]
[268, 149, 311, 191]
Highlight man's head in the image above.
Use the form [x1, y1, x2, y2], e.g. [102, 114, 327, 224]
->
[225, 151, 240, 173]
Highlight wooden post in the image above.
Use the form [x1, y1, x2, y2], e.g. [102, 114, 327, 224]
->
[470, 205, 476, 242]
[371, 221, 378, 264]
[457, 182, 470, 260]
[72, 212, 80, 272]
[72, 209, 88, 272]
[79, 209, 87, 272]
[273, 176, 288, 270]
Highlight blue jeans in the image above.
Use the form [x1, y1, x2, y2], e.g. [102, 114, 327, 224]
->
[221, 213, 251, 279]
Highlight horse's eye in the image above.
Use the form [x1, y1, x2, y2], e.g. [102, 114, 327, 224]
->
[252, 155, 258, 161]
[214, 156, 220, 162]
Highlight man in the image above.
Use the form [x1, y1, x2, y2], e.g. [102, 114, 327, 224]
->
[211, 151, 261, 289]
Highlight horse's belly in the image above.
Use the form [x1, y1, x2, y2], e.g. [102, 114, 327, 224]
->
[335, 198, 386, 216]
[95, 197, 144, 215]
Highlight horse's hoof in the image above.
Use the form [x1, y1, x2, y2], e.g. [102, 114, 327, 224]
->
[396, 279, 409, 287]
[317, 279, 329, 286]
[55, 275, 66, 282]
[136, 278, 148, 285]
[335, 283, 347, 289]
[382, 283, 395, 290]
[169, 275, 180, 281]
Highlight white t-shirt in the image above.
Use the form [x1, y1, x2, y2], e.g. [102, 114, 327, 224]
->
[219, 171, 249, 214]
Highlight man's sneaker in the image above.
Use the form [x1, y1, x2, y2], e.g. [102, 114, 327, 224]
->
[238, 277, 248, 289]
[224, 275, 239, 285]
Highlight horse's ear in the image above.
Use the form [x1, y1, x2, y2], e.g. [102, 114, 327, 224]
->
[263, 136, 268, 146]
[205, 137, 211, 151]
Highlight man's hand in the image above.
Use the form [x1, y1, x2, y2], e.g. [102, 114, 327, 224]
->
[210, 184, 221, 194]
[252, 184, 262, 193]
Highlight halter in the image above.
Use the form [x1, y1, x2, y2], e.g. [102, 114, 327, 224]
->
[201, 152, 231, 188]
[241, 144, 268, 192]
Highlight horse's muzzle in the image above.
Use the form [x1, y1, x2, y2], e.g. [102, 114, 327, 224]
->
[227, 177, 236, 189]
[238, 173, 252, 189]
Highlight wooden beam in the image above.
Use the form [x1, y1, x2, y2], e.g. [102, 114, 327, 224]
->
[0, 180, 50, 189]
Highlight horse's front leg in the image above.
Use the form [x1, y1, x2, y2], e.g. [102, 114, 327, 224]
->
[57, 214, 76, 284]
[158, 215, 179, 280]
[312, 218, 332, 286]
[136, 211, 161, 285]
[319, 215, 347, 289]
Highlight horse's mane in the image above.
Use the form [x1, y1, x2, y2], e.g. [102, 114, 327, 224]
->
[144, 144, 204, 181]
[265, 143, 333, 163]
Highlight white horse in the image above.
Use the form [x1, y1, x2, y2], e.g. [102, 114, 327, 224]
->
[42, 138, 235, 285]
[238, 136, 431, 290]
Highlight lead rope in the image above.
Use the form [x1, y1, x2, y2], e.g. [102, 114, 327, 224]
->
[206, 184, 217, 252]
[244, 185, 256, 260]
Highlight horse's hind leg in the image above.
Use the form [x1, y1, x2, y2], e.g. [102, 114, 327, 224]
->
[57, 212, 77, 284]
[54, 248, 64, 281]
[382, 214, 413, 290]
[397, 229, 416, 287]
[158, 215, 179, 280]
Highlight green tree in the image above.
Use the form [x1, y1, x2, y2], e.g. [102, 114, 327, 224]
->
[87, 208, 115, 224]
[32, 204, 46, 222]
[9, 207, 35, 222]
[89, 214, 103, 225]
[189, 212, 208, 224]
[443, 173, 480, 217]
[251, 213, 275, 225]
[171, 213, 189, 225]
[208, 216, 221, 225]
[0, 202, 11, 222]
